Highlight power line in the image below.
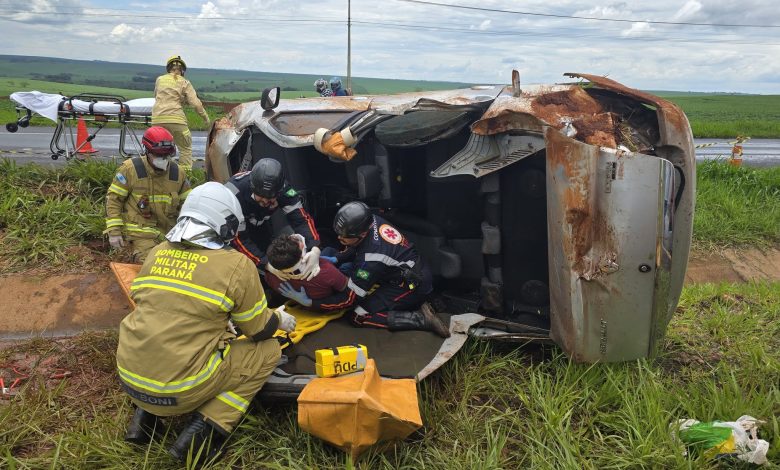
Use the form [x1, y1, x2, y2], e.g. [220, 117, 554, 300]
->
[396, 0, 780, 28]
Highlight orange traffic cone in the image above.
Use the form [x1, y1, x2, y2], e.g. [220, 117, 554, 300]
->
[76, 117, 98, 154]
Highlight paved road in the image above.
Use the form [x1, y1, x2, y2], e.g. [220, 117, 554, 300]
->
[1, 126, 779, 167]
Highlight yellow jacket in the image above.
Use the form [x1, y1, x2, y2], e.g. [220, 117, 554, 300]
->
[105, 157, 191, 239]
[116, 241, 280, 393]
[151, 73, 209, 125]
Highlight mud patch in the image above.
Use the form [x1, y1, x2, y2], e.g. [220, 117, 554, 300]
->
[0, 272, 132, 339]
[685, 246, 780, 284]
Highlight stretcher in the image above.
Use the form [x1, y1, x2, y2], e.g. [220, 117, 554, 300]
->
[6, 91, 154, 161]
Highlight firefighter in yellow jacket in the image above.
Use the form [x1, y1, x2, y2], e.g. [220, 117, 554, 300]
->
[116, 182, 296, 466]
[105, 126, 191, 263]
[152, 55, 210, 170]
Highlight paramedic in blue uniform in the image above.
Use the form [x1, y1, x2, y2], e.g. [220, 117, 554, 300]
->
[278, 201, 450, 337]
[225, 158, 321, 279]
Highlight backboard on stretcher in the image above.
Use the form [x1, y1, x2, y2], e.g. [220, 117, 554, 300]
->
[109, 262, 346, 349]
[6, 91, 154, 161]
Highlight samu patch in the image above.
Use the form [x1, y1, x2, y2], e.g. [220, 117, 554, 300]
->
[356, 269, 370, 280]
[285, 188, 297, 197]
[115, 172, 127, 184]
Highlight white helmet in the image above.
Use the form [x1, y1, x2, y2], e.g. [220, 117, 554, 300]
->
[314, 78, 328, 92]
[168, 182, 245, 248]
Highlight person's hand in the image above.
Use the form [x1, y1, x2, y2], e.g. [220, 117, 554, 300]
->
[299, 246, 321, 281]
[275, 305, 297, 332]
[266, 263, 292, 281]
[278, 282, 312, 307]
[109, 234, 125, 249]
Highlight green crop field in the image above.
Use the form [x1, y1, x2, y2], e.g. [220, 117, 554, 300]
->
[660, 94, 780, 139]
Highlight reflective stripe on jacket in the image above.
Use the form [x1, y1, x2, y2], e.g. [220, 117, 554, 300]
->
[116, 241, 277, 393]
[104, 157, 191, 238]
[151, 73, 208, 125]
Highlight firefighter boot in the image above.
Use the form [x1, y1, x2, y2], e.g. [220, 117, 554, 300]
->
[387, 303, 450, 338]
[168, 413, 228, 467]
[124, 407, 162, 444]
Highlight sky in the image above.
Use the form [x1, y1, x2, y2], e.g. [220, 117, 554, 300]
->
[1, 0, 779, 93]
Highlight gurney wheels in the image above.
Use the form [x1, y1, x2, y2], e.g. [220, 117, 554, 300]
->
[5, 123, 18, 133]
[51, 150, 65, 161]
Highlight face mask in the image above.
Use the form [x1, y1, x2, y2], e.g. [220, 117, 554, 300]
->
[150, 156, 169, 171]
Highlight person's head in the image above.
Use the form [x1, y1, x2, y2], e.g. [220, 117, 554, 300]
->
[250, 158, 284, 207]
[267, 234, 306, 272]
[314, 78, 328, 93]
[142, 126, 176, 171]
[167, 182, 245, 249]
[329, 76, 342, 90]
[333, 201, 372, 246]
[166, 55, 187, 75]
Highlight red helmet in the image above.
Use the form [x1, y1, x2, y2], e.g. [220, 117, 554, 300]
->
[142, 126, 176, 156]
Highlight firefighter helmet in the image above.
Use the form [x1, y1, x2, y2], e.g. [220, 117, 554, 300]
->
[166, 55, 187, 73]
[333, 201, 372, 238]
[250, 158, 285, 199]
[142, 126, 176, 157]
[178, 182, 244, 242]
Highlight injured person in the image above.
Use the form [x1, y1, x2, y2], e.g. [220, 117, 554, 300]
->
[265, 234, 349, 302]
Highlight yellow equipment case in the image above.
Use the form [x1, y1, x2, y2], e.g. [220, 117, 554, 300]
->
[315, 344, 368, 378]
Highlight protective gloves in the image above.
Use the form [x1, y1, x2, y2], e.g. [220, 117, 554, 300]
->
[109, 234, 125, 248]
[299, 246, 321, 281]
[275, 305, 297, 333]
[279, 282, 312, 307]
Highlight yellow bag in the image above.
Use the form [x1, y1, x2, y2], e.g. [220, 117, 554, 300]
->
[297, 359, 423, 459]
[315, 344, 368, 378]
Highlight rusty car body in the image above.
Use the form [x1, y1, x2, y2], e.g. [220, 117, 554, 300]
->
[205, 72, 694, 395]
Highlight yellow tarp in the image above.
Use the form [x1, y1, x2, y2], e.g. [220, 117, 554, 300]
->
[108, 262, 344, 347]
[297, 359, 423, 459]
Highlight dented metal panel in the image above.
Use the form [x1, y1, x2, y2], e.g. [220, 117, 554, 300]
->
[546, 128, 677, 362]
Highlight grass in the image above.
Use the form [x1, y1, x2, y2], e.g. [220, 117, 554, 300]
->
[0, 159, 206, 274]
[0, 282, 777, 468]
[693, 161, 780, 249]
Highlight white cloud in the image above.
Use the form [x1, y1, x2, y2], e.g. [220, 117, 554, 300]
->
[198, 2, 222, 19]
[621, 22, 654, 37]
[105, 23, 181, 45]
[5, 0, 85, 24]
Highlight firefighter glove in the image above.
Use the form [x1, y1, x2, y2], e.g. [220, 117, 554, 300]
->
[279, 282, 312, 307]
[109, 234, 125, 248]
[275, 305, 297, 332]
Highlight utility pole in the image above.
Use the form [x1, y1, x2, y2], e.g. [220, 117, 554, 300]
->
[347, 0, 352, 93]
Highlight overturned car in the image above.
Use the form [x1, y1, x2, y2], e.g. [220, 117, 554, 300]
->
[206, 72, 695, 397]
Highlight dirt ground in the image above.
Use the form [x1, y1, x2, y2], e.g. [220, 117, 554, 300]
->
[684, 245, 780, 284]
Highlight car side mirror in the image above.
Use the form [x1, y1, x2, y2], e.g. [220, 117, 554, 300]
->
[261, 87, 280, 111]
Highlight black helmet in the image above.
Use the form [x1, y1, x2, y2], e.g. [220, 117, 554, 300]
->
[333, 201, 372, 238]
[250, 158, 284, 198]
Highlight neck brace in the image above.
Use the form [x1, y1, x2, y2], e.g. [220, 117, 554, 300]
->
[271, 234, 309, 279]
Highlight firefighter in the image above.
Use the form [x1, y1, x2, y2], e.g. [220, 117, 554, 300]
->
[151, 55, 210, 170]
[105, 126, 191, 263]
[225, 158, 321, 279]
[116, 182, 296, 466]
[278, 201, 450, 337]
